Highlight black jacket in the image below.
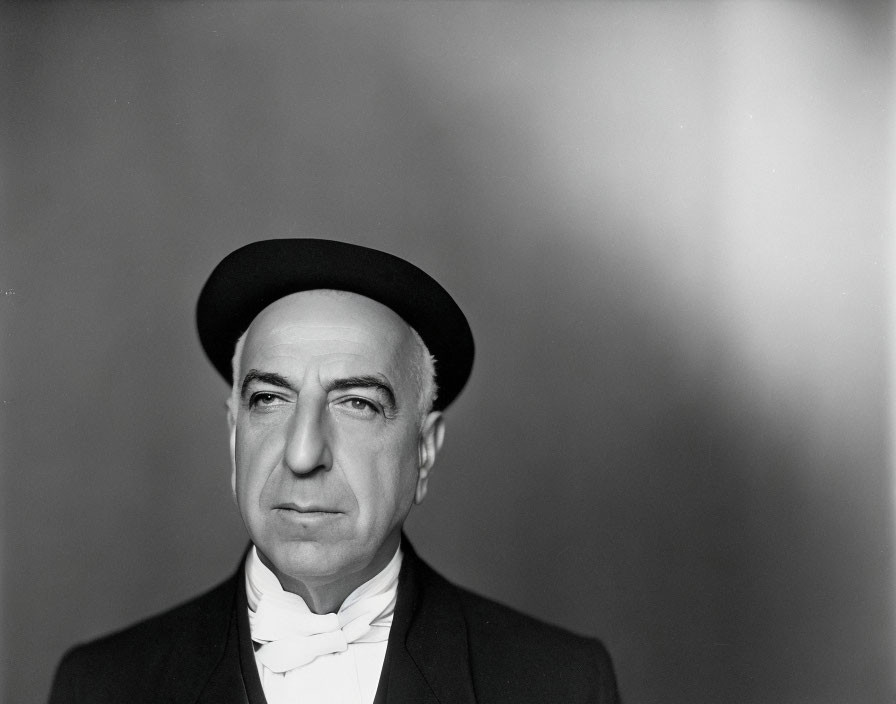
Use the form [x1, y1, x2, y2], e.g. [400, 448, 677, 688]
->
[48, 542, 619, 703]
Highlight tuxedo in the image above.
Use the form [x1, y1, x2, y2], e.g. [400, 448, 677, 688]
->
[48, 542, 619, 703]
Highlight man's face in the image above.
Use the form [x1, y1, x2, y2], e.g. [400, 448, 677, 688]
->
[229, 290, 440, 593]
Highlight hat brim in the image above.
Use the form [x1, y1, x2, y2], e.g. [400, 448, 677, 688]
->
[196, 239, 474, 411]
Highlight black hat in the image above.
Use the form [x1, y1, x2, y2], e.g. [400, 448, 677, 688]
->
[196, 239, 474, 411]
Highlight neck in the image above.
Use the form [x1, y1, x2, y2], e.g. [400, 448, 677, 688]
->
[257, 534, 401, 614]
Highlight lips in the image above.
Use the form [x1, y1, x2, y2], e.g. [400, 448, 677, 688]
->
[274, 502, 341, 514]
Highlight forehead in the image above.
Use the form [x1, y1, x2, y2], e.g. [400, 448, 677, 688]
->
[241, 290, 415, 369]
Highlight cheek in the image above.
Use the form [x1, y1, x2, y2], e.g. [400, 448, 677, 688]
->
[234, 424, 281, 497]
[338, 430, 418, 510]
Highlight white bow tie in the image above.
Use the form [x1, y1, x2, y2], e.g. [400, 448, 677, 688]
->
[250, 590, 395, 674]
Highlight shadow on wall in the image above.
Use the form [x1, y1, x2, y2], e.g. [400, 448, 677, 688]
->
[409, 221, 891, 704]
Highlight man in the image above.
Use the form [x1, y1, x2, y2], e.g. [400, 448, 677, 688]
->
[48, 239, 619, 703]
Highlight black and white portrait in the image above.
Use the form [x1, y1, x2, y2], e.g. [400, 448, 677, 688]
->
[2, 3, 893, 703]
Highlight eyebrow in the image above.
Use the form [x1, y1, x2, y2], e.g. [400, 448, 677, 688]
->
[240, 370, 293, 399]
[239, 370, 397, 411]
[324, 375, 397, 410]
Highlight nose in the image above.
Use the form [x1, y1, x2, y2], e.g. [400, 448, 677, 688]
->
[283, 397, 332, 475]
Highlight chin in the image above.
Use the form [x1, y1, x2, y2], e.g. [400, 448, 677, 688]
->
[264, 536, 361, 582]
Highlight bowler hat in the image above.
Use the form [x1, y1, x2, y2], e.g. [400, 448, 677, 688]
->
[196, 239, 474, 411]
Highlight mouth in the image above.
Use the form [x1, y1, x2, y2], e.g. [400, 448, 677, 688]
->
[274, 503, 342, 515]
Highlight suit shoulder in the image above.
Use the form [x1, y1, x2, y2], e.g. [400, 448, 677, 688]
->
[456, 583, 615, 661]
[424, 568, 619, 703]
[72, 574, 235, 655]
[48, 576, 237, 704]
[456, 584, 591, 643]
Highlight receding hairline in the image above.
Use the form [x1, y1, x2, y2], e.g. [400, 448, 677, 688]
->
[226, 289, 438, 418]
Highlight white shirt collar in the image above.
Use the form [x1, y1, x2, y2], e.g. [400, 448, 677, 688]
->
[244, 543, 403, 704]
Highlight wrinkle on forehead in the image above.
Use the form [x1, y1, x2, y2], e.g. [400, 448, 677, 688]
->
[241, 290, 417, 381]
[254, 323, 400, 348]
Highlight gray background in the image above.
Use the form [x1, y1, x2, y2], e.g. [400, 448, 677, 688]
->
[2, 2, 893, 703]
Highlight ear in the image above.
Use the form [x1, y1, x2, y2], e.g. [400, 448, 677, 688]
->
[226, 402, 238, 500]
[415, 411, 445, 505]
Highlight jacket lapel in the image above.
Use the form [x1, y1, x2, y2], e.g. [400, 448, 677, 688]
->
[144, 569, 248, 704]
[380, 541, 477, 704]
[195, 559, 266, 704]
[194, 602, 250, 704]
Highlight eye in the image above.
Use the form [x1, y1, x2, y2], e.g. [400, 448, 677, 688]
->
[334, 396, 380, 418]
[248, 392, 288, 409]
